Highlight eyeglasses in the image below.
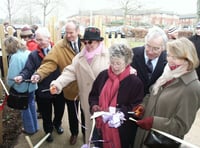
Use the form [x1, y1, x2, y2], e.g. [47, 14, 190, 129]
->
[21, 35, 32, 39]
[84, 40, 93, 45]
[146, 44, 162, 52]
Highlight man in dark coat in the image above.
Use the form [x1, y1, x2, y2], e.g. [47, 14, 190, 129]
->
[131, 26, 168, 95]
[189, 21, 200, 80]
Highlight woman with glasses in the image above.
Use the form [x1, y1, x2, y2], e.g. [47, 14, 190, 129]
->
[49, 27, 110, 144]
[20, 26, 38, 51]
[134, 37, 200, 148]
[88, 43, 144, 148]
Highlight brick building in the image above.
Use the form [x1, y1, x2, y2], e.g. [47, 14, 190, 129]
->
[68, 8, 197, 30]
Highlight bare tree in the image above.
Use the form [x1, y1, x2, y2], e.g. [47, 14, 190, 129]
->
[1, 0, 21, 24]
[119, 0, 141, 25]
[197, 0, 200, 22]
[33, 0, 60, 26]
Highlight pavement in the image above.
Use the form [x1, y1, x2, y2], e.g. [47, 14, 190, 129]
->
[14, 106, 85, 148]
[13, 106, 200, 148]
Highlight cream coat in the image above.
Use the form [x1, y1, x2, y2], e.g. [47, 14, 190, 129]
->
[134, 71, 200, 148]
[51, 47, 110, 143]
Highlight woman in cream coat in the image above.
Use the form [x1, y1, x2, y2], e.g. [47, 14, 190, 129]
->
[50, 27, 110, 143]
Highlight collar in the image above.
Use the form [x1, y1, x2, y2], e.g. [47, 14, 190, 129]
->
[71, 38, 79, 44]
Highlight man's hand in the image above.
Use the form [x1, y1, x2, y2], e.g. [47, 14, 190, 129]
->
[31, 74, 40, 83]
[14, 76, 23, 83]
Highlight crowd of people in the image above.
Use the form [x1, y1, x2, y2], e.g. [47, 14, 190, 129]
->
[2, 20, 200, 148]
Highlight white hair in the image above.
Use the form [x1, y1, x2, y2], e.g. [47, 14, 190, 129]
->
[35, 27, 51, 38]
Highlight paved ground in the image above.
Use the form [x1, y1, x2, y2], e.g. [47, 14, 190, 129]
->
[14, 106, 85, 148]
[14, 107, 200, 148]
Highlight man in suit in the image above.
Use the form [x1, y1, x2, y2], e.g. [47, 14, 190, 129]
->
[131, 26, 168, 95]
[31, 20, 84, 145]
[189, 22, 200, 80]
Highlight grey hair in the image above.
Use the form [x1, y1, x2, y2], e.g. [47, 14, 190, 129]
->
[109, 43, 133, 65]
[66, 19, 80, 31]
[35, 27, 51, 38]
[145, 26, 168, 50]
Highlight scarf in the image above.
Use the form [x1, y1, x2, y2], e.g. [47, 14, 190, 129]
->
[97, 65, 130, 148]
[152, 61, 189, 95]
[84, 42, 103, 64]
[37, 42, 54, 59]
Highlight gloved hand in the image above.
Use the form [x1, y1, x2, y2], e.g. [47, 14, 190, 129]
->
[102, 113, 113, 123]
[31, 74, 40, 83]
[132, 104, 145, 119]
[136, 117, 153, 130]
[108, 111, 125, 128]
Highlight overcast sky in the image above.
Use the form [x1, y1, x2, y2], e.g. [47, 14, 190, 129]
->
[0, 0, 197, 21]
[63, 0, 197, 15]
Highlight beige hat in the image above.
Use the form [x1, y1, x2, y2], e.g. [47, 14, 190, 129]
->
[168, 26, 178, 34]
[20, 27, 33, 36]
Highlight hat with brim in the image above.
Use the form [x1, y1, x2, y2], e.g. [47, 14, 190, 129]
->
[81, 27, 104, 41]
[20, 27, 33, 36]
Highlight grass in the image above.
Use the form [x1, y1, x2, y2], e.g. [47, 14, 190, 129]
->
[104, 37, 144, 48]
[128, 40, 144, 48]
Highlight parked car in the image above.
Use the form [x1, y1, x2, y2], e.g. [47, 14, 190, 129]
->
[105, 26, 126, 38]
[61, 26, 65, 39]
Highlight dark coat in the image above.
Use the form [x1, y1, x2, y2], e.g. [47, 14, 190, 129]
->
[20, 46, 60, 98]
[189, 34, 200, 80]
[131, 46, 167, 95]
[89, 69, 144, 148]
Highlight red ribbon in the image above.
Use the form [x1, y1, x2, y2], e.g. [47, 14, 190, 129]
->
[0, 95, 8, 111]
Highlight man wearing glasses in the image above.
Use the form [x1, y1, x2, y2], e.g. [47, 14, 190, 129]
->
[131, 26, 168, 95]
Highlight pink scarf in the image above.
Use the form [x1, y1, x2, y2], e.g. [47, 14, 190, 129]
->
[84, 42, 103, 64]
[97, 65, 130, 148]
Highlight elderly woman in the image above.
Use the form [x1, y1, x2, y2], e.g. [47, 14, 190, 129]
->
[88, 44, 144, 148]
[134, 37, 200, 148]
[4, 36, 38, 135]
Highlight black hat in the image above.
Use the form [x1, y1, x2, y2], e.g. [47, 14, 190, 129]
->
[81, 27, 104, 41]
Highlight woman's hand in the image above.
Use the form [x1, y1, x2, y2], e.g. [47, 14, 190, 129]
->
[136, 117, 153, 130]
[132, 104, 145, 119]
[91, 105, 101, 114]
[130, 67, 137, 75]
[50, 85, 58, 94]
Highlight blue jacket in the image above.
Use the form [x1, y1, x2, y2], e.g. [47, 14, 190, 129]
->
[7, 50, 37, 93]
